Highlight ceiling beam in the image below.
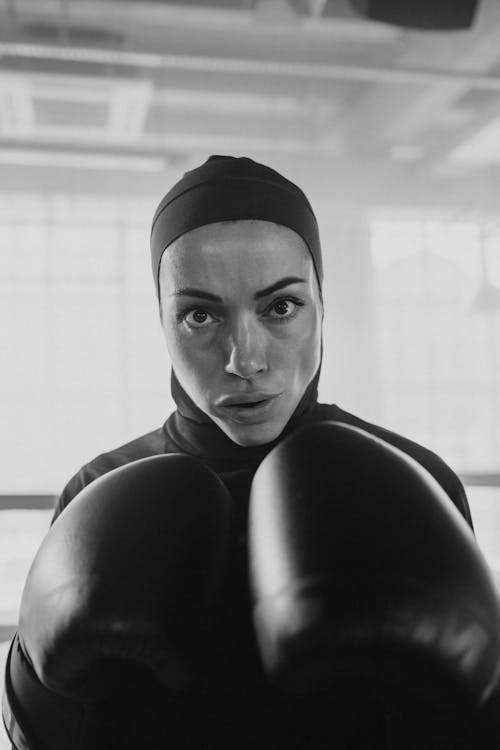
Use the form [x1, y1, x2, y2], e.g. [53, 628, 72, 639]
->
[4, 40, 500, 91]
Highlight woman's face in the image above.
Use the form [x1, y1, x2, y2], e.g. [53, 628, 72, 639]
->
[159, 220, 323, 446]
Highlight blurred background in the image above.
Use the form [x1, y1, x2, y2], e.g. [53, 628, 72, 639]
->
[1, 0, 500, 744]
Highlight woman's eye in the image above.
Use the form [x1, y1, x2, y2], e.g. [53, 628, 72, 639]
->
[267, 298, 302, 319]
[183, 308, 215, 328]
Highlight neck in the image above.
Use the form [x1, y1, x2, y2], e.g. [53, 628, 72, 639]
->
[166, 367, 320, 471]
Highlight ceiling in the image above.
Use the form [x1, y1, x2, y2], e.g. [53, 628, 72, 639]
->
[1, 0, 500, 210]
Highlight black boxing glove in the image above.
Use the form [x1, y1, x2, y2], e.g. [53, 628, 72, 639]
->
[249, 422, 500, 743]
[3, 454, 233, 749]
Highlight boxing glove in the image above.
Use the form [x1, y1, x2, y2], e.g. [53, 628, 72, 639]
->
[3, 453, 233, 749]
[249, 422, 500, 738]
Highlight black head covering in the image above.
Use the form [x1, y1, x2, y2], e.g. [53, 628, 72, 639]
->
[150, 155, 323, 467]
[151, 155, 322, 298]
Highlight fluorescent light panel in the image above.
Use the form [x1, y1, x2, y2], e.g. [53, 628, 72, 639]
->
[0, 148, 165, 171]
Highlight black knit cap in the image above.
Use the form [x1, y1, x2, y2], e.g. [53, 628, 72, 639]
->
[150, 155, 322, 298]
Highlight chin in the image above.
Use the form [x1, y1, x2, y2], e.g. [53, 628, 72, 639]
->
[220, 419, 286, 447]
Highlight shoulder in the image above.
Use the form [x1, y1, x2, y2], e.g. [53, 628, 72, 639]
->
[314, 403, 455, 480]
[53, 424, 176, 522]
[313, 403, 473, 529]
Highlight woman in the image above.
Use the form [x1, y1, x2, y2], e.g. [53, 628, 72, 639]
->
[54, 155, 472, 526]
[6, 156, 493, 750]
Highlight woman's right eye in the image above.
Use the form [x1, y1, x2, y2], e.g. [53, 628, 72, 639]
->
[183, 308, 215, 328]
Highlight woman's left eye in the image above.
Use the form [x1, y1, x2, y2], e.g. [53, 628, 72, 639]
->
[181, 308, 216, 328]
[267, 298, 303, 320]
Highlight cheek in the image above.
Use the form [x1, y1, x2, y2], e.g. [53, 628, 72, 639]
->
[283, 308, 322, 370]
[162, 320, 182, 362]
[163, 321, 217, 386]
[296, 335, 321, 383]
[162, 320, 194, 370]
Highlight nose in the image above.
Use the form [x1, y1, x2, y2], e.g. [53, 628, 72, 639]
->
[224, 316, 268, 379]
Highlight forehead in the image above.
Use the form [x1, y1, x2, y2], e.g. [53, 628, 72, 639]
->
[159, 220, 313, 292]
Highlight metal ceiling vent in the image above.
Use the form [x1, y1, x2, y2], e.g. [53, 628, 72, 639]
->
[349, 0, 479, 30]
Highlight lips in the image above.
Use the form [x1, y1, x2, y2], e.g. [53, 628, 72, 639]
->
[216, 392, 281, 408]
[215, 392, 282, 424]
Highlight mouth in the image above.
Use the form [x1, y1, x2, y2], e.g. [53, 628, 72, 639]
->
[215, 393, 282, 423]
[224, 399, 267, 408]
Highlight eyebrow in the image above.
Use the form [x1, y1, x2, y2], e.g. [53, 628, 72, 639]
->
[171, 276, 306, 302]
